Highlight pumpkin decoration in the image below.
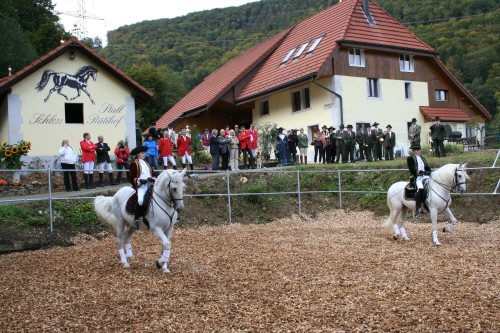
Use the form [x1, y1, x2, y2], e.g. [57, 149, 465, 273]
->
[12, 179, 21, 186]
[0, 179, 7, 186]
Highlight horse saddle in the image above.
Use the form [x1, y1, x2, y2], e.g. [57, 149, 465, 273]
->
[404, 182, 417, 200]
[125, 188, 153, 216]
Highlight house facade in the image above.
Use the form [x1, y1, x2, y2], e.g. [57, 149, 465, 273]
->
[0, 37, 152, 165]
[156, 0, 491, 154]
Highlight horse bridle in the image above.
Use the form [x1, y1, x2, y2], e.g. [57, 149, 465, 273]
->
[151, 179, 183, 216]
[431, 167, 466, 192]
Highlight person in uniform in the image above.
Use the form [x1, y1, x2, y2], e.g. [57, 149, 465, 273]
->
[408, 117, 421, 147]
[129, 146, 156, 229]
[407, 144, 432, 214]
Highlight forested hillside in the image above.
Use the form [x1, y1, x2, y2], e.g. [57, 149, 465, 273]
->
[99, 0, 498, 126]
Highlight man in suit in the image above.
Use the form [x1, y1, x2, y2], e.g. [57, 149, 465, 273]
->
[370, 122, 383, 161]
[342, 124, 356, 163]
[383, 125, 396, 160]
[334, 124, 345, 163]
[327, 126, 336, 163]
[355, 125, 366, 161]
[430, 116, 447, 157]
[96, 135, 117, 186]
[363, 124, 373, 162]
[408, 117, 421, 147]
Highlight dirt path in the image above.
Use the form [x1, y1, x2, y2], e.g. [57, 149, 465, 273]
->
[1, 210, 498, 332]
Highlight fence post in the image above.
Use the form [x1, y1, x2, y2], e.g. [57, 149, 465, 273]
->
[48, 168, 54, 234]
[337, 169, 342, 208]
[226, 169, 232, 224]
[297, 169, 301, 214]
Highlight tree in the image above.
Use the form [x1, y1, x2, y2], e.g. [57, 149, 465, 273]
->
[0, 17, 38, 75]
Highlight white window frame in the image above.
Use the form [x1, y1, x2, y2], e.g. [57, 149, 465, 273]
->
[306, 35, 324, 54]
[400, 54, 415, 72]
[367, 78, 380, 98]
[291, 87, 311, 112]
[435, 89, 448, 101]
[281, 48, 296, 65]
[404, 82, 412, 100]
[293, 42, 309, 59]
[349, 48, 365, 67]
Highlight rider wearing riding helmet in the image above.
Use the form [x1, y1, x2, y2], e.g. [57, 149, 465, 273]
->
[407, 144, 431, 214]
[129, 146, 156, 229]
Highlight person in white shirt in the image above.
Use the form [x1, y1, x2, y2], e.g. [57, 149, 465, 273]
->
[129, 146, 156, 229]
[407, 144, 432, 214]
[58, 139, 80, 192]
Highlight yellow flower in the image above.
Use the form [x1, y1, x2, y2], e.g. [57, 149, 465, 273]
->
[5, 149, 12, 157]
[1, 142, 7, 148]
[21, 146, 28, 153]
[11, 146, 18, 154]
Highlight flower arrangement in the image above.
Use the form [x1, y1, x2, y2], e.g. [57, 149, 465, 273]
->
[0, 140, 32, 169]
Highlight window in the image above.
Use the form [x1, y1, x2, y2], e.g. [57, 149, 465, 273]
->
[293, 42, 309, 59]
[435, 89, 448, 101]
[291, 87, 311, 112]
[400, 54, 414, 72]
[260, 100, 269, 116]
[281, 48, 296, 64]
[367, 78, 380, 98]
[306, 35, 324, 54]
[349, 48, 365, 67]
[65, 103, 84, 123]
[404, 82, 412, 99]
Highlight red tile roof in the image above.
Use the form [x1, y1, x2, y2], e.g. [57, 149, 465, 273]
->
[155, 29, 291, 129]
[237, 0, 434, 100]
[420, 107, 471, 122]
[0, 37, 153, 104]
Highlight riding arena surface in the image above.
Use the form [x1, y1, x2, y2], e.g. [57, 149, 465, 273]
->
[0, 210, 498, 332]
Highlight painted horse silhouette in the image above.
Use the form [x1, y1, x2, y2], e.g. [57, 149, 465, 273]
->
[35, 65, 98, 104]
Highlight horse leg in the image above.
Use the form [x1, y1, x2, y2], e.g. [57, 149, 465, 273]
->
[399, 206, 410, 241]
[430, 208, 441, 246]
[56, 87, 69, 101]
[152, 227, 172, 273]
[443, 208, 458, 233]
[115, 221, 130, 268]
[82, 87, 96, 105]
[70, 88, 81, 101]
[123, 226, 136, 258]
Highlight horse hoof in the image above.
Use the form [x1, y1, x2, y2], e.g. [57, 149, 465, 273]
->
[402, 236, 410, 242]
[434, 241, 441, 246]
[123, 262, 131, 269]
[393, 234, 399, 240]
[162, 267, 171, 273]
[156, 260, 164, 269]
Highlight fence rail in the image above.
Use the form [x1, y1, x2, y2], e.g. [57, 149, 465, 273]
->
[0, 166, 499, 232]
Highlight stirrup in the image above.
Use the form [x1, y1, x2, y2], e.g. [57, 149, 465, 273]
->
[132, 219, 140, 229]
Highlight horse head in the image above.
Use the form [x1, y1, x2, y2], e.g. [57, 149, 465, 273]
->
[163, 168, 186, 212]
[455, 162, 469, 194]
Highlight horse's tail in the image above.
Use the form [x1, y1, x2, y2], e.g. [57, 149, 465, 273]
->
[34, 70, 55, 91]
[383, 184, 396, 232]
[94, 195, 116, 230]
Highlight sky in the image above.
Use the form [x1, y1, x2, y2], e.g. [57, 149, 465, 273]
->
[53, 0, 258, 46]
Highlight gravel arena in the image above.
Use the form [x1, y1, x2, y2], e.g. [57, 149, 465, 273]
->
[0, 210, 498, 332]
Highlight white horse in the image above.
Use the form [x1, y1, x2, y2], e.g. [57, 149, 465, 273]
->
[94, 169, 186, 272]
[384, 163, 469, 246]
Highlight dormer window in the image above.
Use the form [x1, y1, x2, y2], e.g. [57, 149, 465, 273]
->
[293, 42, 309, 60]
[349, 48, 365, 67]
[400, 54, 414, 72]
[306, 35, 324, 54]
[281, 48, 296, 65]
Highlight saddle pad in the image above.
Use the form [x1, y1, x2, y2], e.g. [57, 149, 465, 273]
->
[126, 193, 138, 214]
[404, 183, 416, 201]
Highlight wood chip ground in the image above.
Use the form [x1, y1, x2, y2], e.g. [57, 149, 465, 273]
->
[0, 210, 498, 332]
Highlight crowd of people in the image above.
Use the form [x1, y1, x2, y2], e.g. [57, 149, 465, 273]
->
[57, 116, 446, 191]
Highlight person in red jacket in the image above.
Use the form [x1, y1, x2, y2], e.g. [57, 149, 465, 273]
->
[158, 130, 177, 169]
[248, 124, 259, 166]
[201, 128, 211, 153]
[114, 140, 130, 183]
[238, 125, 255, 169]
[80, 132, 97, 189]
[176, 128, 193, 172]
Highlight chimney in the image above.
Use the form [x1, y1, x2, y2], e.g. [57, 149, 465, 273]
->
[363, 0, 375, 25]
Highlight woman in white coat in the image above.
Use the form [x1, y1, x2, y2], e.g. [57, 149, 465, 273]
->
[59, 139, 81, 191]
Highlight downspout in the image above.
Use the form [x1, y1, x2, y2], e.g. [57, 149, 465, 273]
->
[312, 77, 344, 125]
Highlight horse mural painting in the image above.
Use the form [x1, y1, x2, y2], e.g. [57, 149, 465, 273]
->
[35, 65, 98, 104]
[384, 163, 469, 246]
[94, 169, 186, 272]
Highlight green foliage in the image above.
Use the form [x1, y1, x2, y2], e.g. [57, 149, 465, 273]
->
[0, 204, 47, 228]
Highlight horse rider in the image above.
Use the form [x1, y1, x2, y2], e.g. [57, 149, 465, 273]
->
[407, 144, 432, 214]
[129, 146, 156, 229]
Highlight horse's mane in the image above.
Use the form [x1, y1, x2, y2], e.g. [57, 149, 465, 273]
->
[75, 65, 97, 76]
[156, 169, 183, 189]
[431, 163, 461, 185]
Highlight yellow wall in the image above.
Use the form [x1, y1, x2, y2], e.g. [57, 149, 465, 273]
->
[6, 50, 137, 160]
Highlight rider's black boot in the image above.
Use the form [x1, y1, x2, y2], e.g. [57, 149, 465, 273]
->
[133, 203, 142, 229]
[415, 190, 424, 214]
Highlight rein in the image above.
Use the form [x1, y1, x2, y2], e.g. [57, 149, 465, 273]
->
[429, 167, 465, 211]
[150, 178, 182, 223]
